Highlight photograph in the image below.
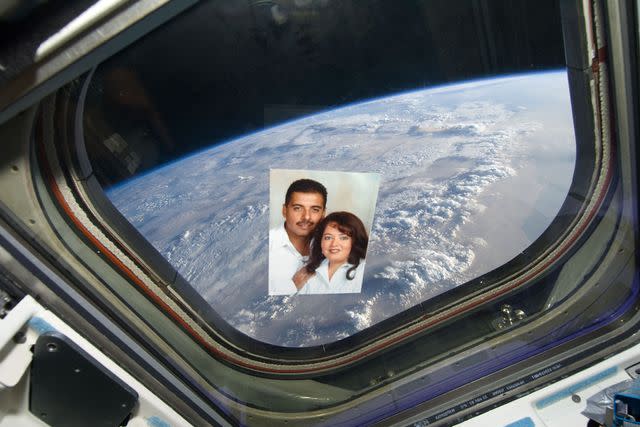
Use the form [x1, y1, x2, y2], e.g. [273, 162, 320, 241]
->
[268, 169, 380, 296]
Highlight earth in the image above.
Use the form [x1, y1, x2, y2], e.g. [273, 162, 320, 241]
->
[108, 70, 576, 347]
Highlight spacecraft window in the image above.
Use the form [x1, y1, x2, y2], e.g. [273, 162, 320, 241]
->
[75, 0, 582, 349]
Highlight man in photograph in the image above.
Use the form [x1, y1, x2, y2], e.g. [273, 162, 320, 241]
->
[269, 178, 327, 295]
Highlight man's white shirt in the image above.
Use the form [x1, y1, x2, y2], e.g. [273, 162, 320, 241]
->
[268, 224, 307, 295]
[297, 259, 365, 295]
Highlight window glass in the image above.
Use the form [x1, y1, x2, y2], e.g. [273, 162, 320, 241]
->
[82, 0, 573, 346]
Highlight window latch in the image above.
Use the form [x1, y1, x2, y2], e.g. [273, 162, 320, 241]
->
[495, 304, 526, 330]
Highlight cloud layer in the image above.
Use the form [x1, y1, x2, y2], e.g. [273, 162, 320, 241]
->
[109, 72, 575, 346]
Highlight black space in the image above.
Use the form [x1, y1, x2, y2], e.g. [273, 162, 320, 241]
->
[83, 0, 566, 187]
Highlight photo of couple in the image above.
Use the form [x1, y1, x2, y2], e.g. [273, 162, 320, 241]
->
[268, 169, 380, 295]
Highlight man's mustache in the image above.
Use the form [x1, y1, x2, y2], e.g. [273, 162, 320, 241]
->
[296, 220, 316, 227]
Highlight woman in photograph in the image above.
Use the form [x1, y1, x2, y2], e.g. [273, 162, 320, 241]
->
[293, 211, 368, 294]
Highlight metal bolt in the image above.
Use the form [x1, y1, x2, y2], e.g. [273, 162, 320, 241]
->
[13, 331, 26, 344]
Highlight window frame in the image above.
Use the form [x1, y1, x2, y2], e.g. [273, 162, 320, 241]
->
[37, 3, 616, 371]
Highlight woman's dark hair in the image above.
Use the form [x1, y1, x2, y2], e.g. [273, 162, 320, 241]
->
[305, 211, 369, 280]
